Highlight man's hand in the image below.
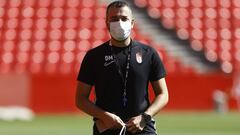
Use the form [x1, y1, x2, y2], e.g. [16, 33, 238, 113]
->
[126, 115, 146, 133]
[100, 112, 125, 129]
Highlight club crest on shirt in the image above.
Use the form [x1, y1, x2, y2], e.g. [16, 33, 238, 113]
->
[136, 52, 142, 63]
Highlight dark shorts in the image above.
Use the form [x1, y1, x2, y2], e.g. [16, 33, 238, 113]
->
[93, 119, 157, 135]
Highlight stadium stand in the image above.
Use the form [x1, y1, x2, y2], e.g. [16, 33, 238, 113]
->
[134, 0, 240, 73]
[0, 0, 194, 74]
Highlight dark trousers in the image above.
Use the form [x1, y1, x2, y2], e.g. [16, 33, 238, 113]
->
[93, 119, 157, 135]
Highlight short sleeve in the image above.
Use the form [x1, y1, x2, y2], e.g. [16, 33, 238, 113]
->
[149, 48, 167, 82]
[77, 51, 95, 85]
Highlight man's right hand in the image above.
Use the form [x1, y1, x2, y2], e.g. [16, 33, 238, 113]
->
[100, 112, 125, 129]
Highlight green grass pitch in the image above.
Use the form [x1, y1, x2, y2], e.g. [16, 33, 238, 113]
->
[0, 112, 239, 135]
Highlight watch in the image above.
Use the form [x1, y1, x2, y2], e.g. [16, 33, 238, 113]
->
[141, 113, 152, 123]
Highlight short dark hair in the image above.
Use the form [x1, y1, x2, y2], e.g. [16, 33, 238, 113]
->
[106, 1, 132, 17]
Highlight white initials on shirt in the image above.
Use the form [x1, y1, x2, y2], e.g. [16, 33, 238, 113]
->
[104, 55, 114, 67]
[105, 55, 113, 61]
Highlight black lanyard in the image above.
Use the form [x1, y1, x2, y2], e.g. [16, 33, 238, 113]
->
[109, 41, 131, 107]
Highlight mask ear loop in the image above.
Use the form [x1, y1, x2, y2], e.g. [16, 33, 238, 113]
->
[119, 125, 126, 135]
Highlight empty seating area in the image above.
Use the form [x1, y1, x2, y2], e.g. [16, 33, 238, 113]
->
[0, 0, 192, 74]
[134, 0, 240, 73]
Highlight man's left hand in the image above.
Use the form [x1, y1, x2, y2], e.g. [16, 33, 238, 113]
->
[126, 115, 146, 133]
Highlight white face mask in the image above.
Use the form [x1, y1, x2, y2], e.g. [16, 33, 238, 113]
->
[109, 20, 132, 41]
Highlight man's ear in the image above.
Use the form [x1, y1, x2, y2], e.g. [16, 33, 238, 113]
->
[131, 19, 134, 28]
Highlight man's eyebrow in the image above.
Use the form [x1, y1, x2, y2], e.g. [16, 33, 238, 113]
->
[110, 15, 128, 18]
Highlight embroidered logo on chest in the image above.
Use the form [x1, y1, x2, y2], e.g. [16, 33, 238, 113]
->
[136, 52, 143, 63]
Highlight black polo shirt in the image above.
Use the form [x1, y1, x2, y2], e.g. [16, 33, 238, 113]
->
[77, 40, 166, 121]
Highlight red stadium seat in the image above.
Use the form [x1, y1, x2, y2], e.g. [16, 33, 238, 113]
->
[147, 7, 161, 19]
[22, 0, 35, 7]
[205, 19, 217, 29]
[33, 41, 45, 52]
[51, 8, 64, 18]
[220, 40, 231, 51]
[36, 8, 48, 18]
[66, 8, 79, 18]
[7, 18, 18, 29]
[67, 0, 80, 8]
[80, 8, 93, 19]
[51, 18, 63, 29]
[0, 0, 6, 7]
[162, 18, 175, 29]
[21, 18, 33, 29]
[176, 18, 189, 29]
[65, 18, 77, 29]
[148, 0, 161, 8]
[49, 41, 61, 52]
[191, 0, 203, 7]
[94, 18, 106, 29]
[233, 0, 240, 7]
[221, 61, 233, 73]
[235, 28, 240, 39]
[20, 29, 32, 40]
[219, 0, 231, 8]
[22, 7, 34, 18]
[205, 0, 217, 8]
[3, 41, 15, 52]
[53, 0, 65, 7]
[65, 29, 77, 40]
[177, 28, 189, 40]
[205, 40, 217, 51]
[190, 18, 202, 28]
[17, 52, 29, 64]
[219, 19, 231, 28]
[5, 29, 16, 40]
[78, 28, 91, 40]
[191, 40, 203, 51]
[220, 29, 232, 40]
[191, 8, 203, 18]
[47, 52, 60, 64]
[176, 8, 189, 18]
[10, 0, 21, 8]
[177, 0, 189, 7]
[36, 18, 48, 29]
[8, 8, 19, 18]
[162, 0, 175, 8]
[233, 8, 240, 19]
[191, 28, 203, 40]
[205, 8, 217, 19]
[39, 0, 51, 8]
[206, 28, 217, 39]
[35, 29, 47, 40]
[95, 7, 106, 18]
[81, 0, 96, 9]
[32, 52, 44, 64]
[219, 8, 231, 19]
[205, 50, 218, 62]
[0, 8, 5, 17]
[64, 40, 76, 52]
[2, 52, 14, 64]
[78, 40, 91, 52]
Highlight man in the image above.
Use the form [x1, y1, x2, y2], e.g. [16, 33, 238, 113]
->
[76, 1, 169, 135]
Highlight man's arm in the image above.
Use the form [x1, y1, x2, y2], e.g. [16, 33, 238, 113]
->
[145, 78, 169, 117]
[126, 78, 169, 133]
[75, 81, 125, 129]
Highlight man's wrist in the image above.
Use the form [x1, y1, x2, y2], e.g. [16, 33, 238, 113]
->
[141, 113, 152, 123]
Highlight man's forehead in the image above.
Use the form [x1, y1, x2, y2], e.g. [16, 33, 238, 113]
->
[107, 6, 132, 18]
